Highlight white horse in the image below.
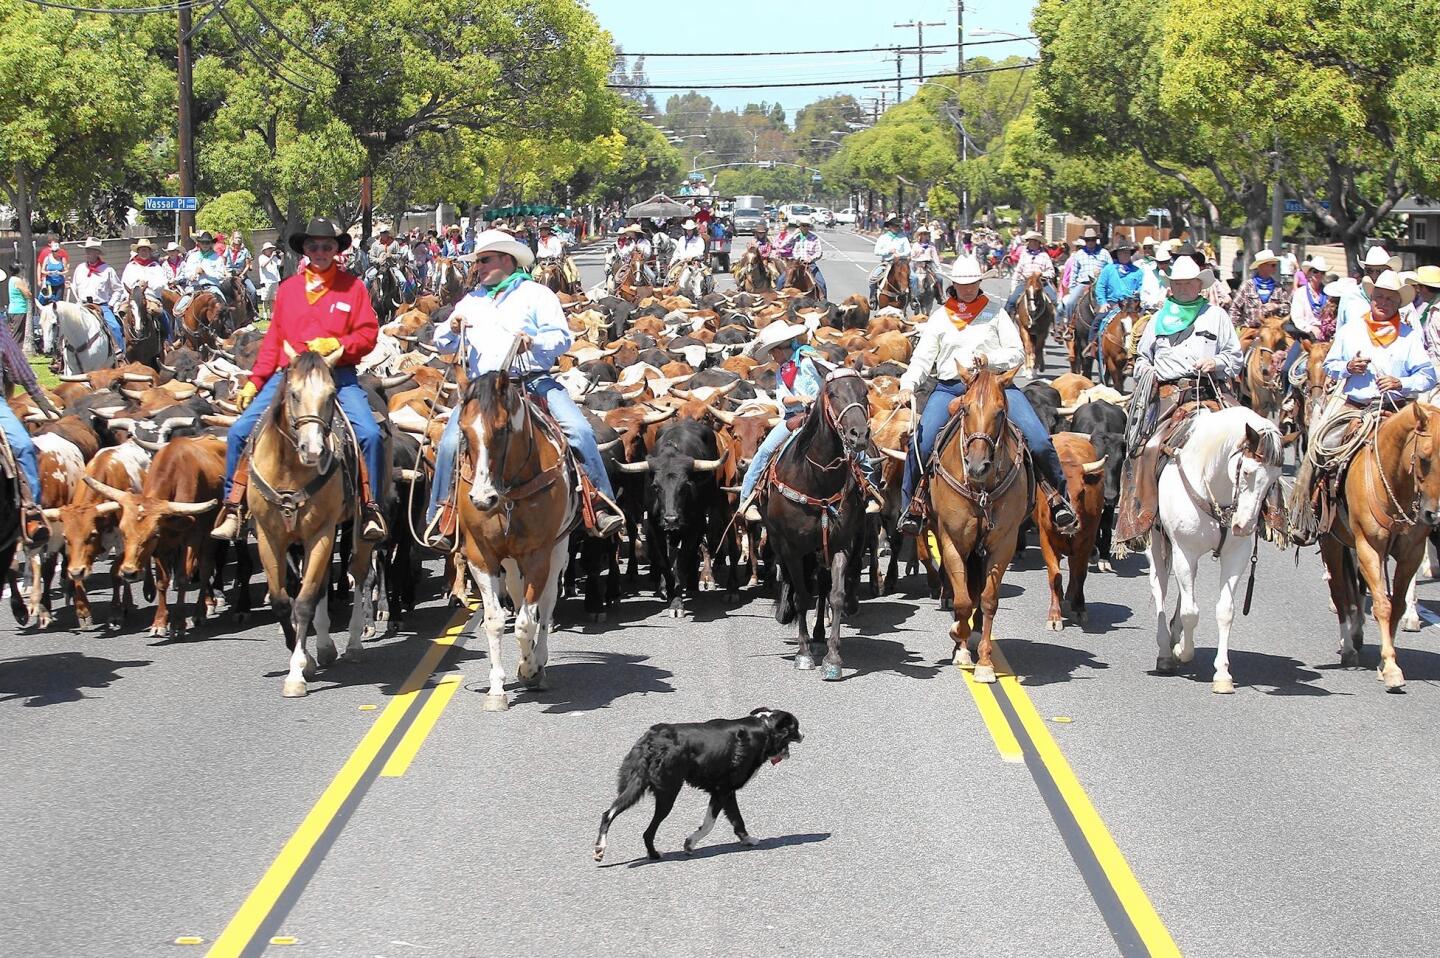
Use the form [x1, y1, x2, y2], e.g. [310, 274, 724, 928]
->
[39, 300, 116, 373]
[671, 260, 711, 301]
[1147, 406, 1284, 693]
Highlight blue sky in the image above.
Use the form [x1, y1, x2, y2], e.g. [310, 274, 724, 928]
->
[587, 0, 1036, 115]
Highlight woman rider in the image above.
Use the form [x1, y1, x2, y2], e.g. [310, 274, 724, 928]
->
[897, 256, 1079, 536]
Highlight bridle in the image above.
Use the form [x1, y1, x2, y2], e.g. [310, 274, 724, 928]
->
[878, 259, 908, 301]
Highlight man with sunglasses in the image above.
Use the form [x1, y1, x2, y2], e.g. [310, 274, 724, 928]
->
[423, 229, 623, 551]
[211, 218, 387, 541]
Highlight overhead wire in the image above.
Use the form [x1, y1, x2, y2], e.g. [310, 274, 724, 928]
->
[609, 61, 1035, 91]
[617, 35, 1036, 57]
[18, 0, 212, 12]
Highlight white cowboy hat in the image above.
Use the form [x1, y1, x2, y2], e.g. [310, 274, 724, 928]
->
[1413, 265, 1440, 289]
[682, 219, 698, 230]
[261, 241, 277, 251]
[466, 228, 534, 270]
[83, 237, 103, 250]
[1139, 235, 1156, 247]
[1071, 238, 1085, 248]
[1167, 256, 1215, 290]
[949, 255, 986, 285]
[1362, 246, 1401, 271]
[1022, 230, 1044, 243]
[1153, 245, 1172, 264]
[1362, 269, 1416, 307]
[746, 321, 809, 359]
[1323, 276, 1359, 298]
[133, 237, 153, 249]
[1301, 255, 1328, 273]
[1250, 249, 1281, 268]
[619, 224, 644, 235]
[164, 241, 182, 253]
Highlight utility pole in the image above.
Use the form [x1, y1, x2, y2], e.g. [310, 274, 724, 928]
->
[893, 48, 903, 103]
[895, 20, 945, 87]
[176, 0, 196, 240]
[956, 0, 969, 227]
[1269, 139, 1284, 256]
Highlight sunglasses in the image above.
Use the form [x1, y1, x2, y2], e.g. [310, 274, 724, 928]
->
[475, 254, 505, 265]
[303, 239, 339, 252]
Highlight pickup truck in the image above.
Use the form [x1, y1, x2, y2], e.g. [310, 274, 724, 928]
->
[834, 208, 858, 226]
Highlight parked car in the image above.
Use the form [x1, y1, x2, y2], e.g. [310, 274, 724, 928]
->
[812, 208, 836, 227]
[732, 206, 766, 235]
[834, 208, 858, 226]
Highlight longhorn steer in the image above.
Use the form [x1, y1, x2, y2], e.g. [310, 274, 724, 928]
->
[18, 434, 85, 628]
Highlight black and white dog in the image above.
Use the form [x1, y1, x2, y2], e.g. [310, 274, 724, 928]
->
[593, 708, 803, 862]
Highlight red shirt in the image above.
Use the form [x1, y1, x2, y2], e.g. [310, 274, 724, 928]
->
[250, 268, 378, 388]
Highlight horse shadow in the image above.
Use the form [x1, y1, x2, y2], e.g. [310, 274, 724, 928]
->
[510, 651, 675, 714]
[614, 831, 832, 868]
[1160, 648, 1337, 696]
[1315, 643, 1440, 687]
[0, 651, 152, 707]
[1074, 600, 1135, 634]
[1003, 639, 1110, 687]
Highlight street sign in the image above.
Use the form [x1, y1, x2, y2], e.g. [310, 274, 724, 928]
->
[144, 196, 197, 212]
[756, 160, 774, 170]
[811, 173, 822, 182]
[1284, 199, 1330, 214]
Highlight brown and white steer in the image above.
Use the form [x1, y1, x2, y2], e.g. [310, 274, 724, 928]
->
[1032, 433, 1106, 631]
[19, 433, 86, 628]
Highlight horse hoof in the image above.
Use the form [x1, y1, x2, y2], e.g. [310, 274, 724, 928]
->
[1097, 560, 1113, 573]
[376, 609, 389, 622]
[1045, 618, 1063, 632]
[973, 664, 997, 684]
[1401, 614, 1422, 633]
[821, 663, 843, 681]
[954, 646, 973, 668]
[1339, 650, 1359, 668]
[1155, 656, 1178, 674]
[316, 647, 338, 669]
[1212, 677, 1236, 694]
[483, 693, 510, 712]
[1174, 643, 1196, 665]
[282, 679, 308, 698]
[521, 667, 546, 690]
[76, 615, 94, 631]
[233, 611, 250, 625]
[341, 648, 363, 663]
[665, 606, 683, 619]
[794, 653, 815, 671]
[1380, 664, 1406, 690]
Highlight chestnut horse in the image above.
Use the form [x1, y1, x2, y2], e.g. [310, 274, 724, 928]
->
[781, 258, 815, 297]
[928, 364, 1032, 682]
[731, 247, 775, 293]
[532, 258, 567, 294]
[1319, 402, 1440, 690]
[456, 370, 579, 710]
[875, 259, 911, 314]
[1242, 322, 1289, 426]
[1014, 272, 1055, 374]
[433, 256, 467, 305]
[1098, 298, 1142, 391]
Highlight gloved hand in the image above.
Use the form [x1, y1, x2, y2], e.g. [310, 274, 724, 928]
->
[38, 397, 60, 421]
[236, 381, 259, 411]
[307, 337, 341, 357]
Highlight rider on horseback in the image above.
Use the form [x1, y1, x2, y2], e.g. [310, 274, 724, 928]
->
[779, 216, 826, 299]
[1228, 249, 1292, 331]
[1087, 237, 1145, 357]
[667, 219, 707, 283]
[909, 227, 942, 303]
[1058, 227, 1111, 326]
[424, 229, 624, 551]
[747, 223, 782, 283]
[869, 215, 910, 308]
[1004, 230, 1056, 315]
[121, 238, 169, 342]
[72, 238, 127, 354]
[607, 224, 654, 285]
[0, 319, 60, 545]
[896, 256, 1080, 536]
[223, 233, 258, 314]
[182, 231, 229, 303]
[535, 220, 579, 291]
[368, 223, 413, 287]
[211, 218, 388, 542]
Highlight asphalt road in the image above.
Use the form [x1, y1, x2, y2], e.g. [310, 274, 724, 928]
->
[5, 226, 1440, 958]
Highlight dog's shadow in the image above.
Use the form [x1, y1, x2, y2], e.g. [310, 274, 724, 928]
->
[606, 831, 832, 868]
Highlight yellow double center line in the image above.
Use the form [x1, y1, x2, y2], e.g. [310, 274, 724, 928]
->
[206, 606, 474, 958]
[961, 643, 1180, 957]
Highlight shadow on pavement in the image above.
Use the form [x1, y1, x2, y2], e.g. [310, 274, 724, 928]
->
[1004, 639, 1111, 687]
[614, 831, 832, 867]
[0, 651, 151, 707]
[517, 651, 675, 714]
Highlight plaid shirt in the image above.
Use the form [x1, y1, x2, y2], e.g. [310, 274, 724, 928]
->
[0, 321, 40, 399]
[782, 233, 823, 263]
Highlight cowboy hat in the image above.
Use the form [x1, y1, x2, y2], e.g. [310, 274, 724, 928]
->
[1022, 230, 1044, 243]
[164, 241, 182, 253]
[1362, 246, 1401, 271]
[1362, 269, 1416, 307]
[446, 223, 461, 233]
[1110, 236, 1138, 253]
[1413, 264, 1440, 289]
[132, 237, 153, 250]
[260, 241, 277, 251]
[949, 255, 986, 285]
[746, 320, 809, 359]
[83, 237, 103, 250]
[1154, 245, 1172, 264]
[883, 214, 902, 227]
[1167, 256, 1215, 290]
[1071, 238, 1086, 248]
[464, 228, 535, 270]
[619, 224, 644, 235]
[1250, 249, 1281, 269]
[1301, 255, 1328, 273]
[1139, 236, 1156, 248]
[287, 217, 352, 256]
[682, 219, 698, 230]
[1323, 276, 1359, 298]
[192, 231, 214, 244]
[914, 225, 931, 234]
[1079, 227, 1101, 241]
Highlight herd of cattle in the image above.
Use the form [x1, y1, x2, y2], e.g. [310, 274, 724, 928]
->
[6, 279, 1145, 674]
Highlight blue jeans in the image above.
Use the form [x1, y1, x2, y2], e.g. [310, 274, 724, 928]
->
[740, 419, 793, 501]
[1282, 340, 1305, 383]
[99, 304, 124, 349]
[426, 375, 615, 522]
[1059, 282, 1089, 323]
[225, 366, 384, 501]
[1005, 281, 1055, 314]
[1091, 304, 1120, 345]
[902, 380, 1065, 507]
[0, 401, 40, 499]
[805, 263, 827, 299]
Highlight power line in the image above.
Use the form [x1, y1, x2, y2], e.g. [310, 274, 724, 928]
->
[617, 35, 1035, 58]
[19, 0, 211, 12]
[609, 61, 1034, 91]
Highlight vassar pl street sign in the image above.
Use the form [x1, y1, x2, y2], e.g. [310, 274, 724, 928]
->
[144, 196, 198, 212]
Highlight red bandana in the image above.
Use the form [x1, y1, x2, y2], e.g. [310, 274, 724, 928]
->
[944, 293, 989, 330]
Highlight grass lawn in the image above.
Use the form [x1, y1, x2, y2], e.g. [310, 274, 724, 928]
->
[30, 356, 58, 390]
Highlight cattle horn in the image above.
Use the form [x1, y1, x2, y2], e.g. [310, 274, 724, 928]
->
[881, 447, 908, 461]
[95, 501, 122, 516]
[83, 476, 130, 502]
[398, 468, 421, 481]
[164, 498, 220, 516]
[216, 400, 239, 414]
[122, 372, 156, 383]
[766, 416, 782, 427]
[42, 507, 61, 521]
[708, 407, 737, 426]
[720, 486, 743, 494]
[58, 374, 90, 383]
[134, 437, 164, 452]
[1055, 404, 1079, 416]
[595, 439, 622, 452]
[121, 388, 146, 400]
[106, 417, 137, 433]
[1081, 456, 1107, 475]
[690, 457, 724, 472]
[23, 413, 45, 424]
[617, 460, 651, 473]
[417, 341, 439, 354]
[91, 406, 128, 420]
[669, 387, 694, 401]
[202, 414, 238, 428]
[379, 373, 414, 390]
[439, 381, 458, 396]
[642, 407, 676, 425]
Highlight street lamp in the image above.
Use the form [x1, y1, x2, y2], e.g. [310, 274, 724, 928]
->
[970, 27, 1040, 49]
[692, 149, 717, 171]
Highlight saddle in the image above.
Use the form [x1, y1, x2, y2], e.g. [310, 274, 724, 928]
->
[1294, 399, 1407, 543]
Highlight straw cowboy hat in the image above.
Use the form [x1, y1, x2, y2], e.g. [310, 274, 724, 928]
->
[619, 224, 644, 235]
[1154, 245, 1173, 264]
[1022, 230, 1044, 243]
[164, 241, 182, 253]
[949, 255, 987, 285]
[1140, 236, 1156, 248]
[1362, 246, 1402, 271]
[1301, 255, 1329, 273]
[132, 237, 153, 250]
[287, 217, 351, 256]
[83, 237, 103, 250]
[746, 320, 809, 359]
[1362, 269, 1416, 307]
[1412, 265, 1440, 289]
[464, 228, 534, 270]
[1079, 227, 1101, 241]
[260, 241, 277, 252]
[1250, 249, 1281, 269]
[1167, 256, 1215, 290]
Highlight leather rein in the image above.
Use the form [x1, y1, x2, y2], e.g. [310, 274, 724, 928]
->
[249, 374, 342, 533]
[932, 390, 1027, 542]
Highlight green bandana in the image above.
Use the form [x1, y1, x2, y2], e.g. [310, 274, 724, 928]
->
[1152, 296, 1207, 336]
[484, 268, 530, 299]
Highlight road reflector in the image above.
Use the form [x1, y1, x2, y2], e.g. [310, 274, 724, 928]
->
[1051, 716, 1073, 723]
[358, 704, 377, 711]
[173, 936, 204, 945]
[269, 935, 299, 945]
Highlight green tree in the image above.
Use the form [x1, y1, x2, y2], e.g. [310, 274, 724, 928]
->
[196, 190, 267, 234]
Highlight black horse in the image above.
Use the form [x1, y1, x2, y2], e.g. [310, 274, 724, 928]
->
[758, 367, 873, 681]
[1066, 283, 1098, 378]
[368, 258, 406, 325]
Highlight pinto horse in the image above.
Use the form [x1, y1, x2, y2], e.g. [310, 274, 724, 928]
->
[433, 256, 466, 305]
[928, 365, 1031, 682]
[1319, 401, 1440, 690]
[457, 370, 579, 710]
[1015, 273, 1055, 373]
[532, 258, 567, 294]
[875, 259, 911, 314]
[760, 368, 873, 681]
[252, 346, 383, 697]
[732, 247, 774, 293]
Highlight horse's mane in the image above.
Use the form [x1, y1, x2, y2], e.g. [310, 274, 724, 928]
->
[1189, 407, 1282, 469]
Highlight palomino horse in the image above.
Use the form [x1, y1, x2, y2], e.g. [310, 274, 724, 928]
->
[1147, 407, 1283, 692]
[433, 256, 466, 305]
[875, 259, 911, 314]
[43, 301, 117, 373]
[760, 368, 873, 680]
[1319, 401, 1440, 690]
[731, 247, 774, 293]
[253, 345, 384, 697]
[1014, 273, 1055, 373]
[928, 365, 1031, 682]
[1242, 321, 1289, 427]
[457, 370, 579, 710]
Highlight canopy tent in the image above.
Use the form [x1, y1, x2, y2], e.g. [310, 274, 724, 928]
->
[625, 194, 694, 219]
[481, 204, 568, 219]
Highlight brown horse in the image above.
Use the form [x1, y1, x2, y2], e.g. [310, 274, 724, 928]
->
[781, 258, 815, 297]
[731, 247, 774, 293]
[533, 258, 567, 294]
[1242, 322, 1289, 424]
[1097, 299, 1142, 391]
[1319, 402, 1440, 690]
[1064, 284, 1098, 378]
[253, 345, 382, 697]
[613, 249, 649, 304]
[161, 289, 225, 351]
[433, 256, 467, 305]
[1014, 273, 1055, 373]
[928, 364, 1031, 682]
[456, 370, 578, 710]
[875, 259, 911, 314]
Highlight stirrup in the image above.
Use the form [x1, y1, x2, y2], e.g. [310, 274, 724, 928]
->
[211, 504, 245, 540]
[360, 506, 387, 542]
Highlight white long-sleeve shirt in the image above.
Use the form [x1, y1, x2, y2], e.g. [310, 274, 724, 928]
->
[873, 232, 911, 263]
[536, 236, 565, 259]
[72, 261, 125, 309]
[673, 236, 706, 262]
[435, 279, 571, 378]
[910, 243, 942, 269]
[257, 252, 283, 288]
[1135, 303, 1242, 382]
[1323, 319, 1436, 403]
[901, 298, 1025, 390]
[120, 259, 168, 298]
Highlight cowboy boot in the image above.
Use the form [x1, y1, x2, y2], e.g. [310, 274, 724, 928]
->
[1047, 487, 1080, 535]
[586, 487, 625, 539]
[423, 500, 459, 554]
[211, 457, 250, 540]
[355, 456, 388, 542]
[898, 482, 928, 536]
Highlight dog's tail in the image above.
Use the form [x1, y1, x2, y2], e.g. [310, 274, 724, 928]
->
[594, 742, 650, 861]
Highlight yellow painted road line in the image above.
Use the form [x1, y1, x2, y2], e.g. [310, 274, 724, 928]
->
[957, 665, 1024, 763]
[206, 607, 473, 958]
[991, 644, 1181, 957]
[381, 673, 464, 777]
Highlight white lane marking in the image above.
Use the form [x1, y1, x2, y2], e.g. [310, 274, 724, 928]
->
[819, 232, 881, 274]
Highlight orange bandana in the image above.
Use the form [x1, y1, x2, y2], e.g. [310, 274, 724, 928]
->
[1364, 310, 1400, 348]
[945, 293, 989, 331]
[303, 263, 339, 305]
